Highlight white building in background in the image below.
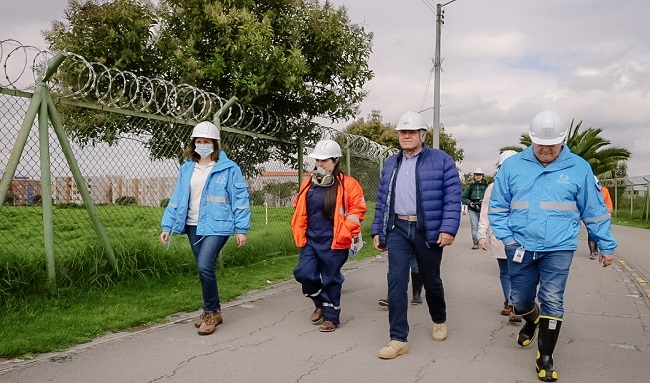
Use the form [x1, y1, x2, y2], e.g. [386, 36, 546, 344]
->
[52, 175, 177, 206]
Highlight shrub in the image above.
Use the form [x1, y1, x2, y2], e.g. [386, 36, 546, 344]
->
[115, 196, 137, 205]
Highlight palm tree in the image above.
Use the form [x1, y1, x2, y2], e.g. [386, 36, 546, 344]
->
[499, 120, 631, 178]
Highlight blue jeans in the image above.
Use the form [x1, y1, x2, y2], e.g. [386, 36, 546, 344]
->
[386, 218, 446, 342]
[468, 209, 479, 243]
[505, 244, 574, 318]
[186, 225, 229, 313]
[497, 258, 512, 305]
[293, 244, 348, 325]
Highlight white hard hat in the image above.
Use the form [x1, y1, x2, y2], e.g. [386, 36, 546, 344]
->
[473, 168, 484, 174]
[528, 110, 568, 145]
[396, 111, 427, 131]
[191, 121, 220, 140]
[498, 150, 518, 166]
[308, 139, 342, 160]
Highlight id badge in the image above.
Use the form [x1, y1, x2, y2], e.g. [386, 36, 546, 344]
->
[513, 246, 525, 263]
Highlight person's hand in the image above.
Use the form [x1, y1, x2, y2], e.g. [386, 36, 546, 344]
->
[478, 238, 487, 251]
[373, 235, 386, 251]
[236, 233, 247, 247]
[599, 254, 614, 268]
[160, 232, 170, 244]
[469, 202, 475, 208]
[437, 233, 454, 247]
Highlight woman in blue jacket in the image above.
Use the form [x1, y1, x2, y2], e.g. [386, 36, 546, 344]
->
[160, 121, 251, 336]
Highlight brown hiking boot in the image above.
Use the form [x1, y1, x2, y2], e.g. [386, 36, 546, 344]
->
[508, 306, 522, 322]
[310, 308, 324, 324]
[319, 321, 337, 332]
[500, 300, 510, 316]
[471, 242, 479, 250]
[197, 311, 222, 336]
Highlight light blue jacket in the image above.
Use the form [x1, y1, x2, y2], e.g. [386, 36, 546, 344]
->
[488, 145, 616, 254]
[161, 151, 251, 236]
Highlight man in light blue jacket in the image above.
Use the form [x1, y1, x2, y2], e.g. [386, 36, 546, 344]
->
[488, 110, 616, 382]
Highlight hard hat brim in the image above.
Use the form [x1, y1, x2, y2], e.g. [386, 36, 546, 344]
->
[529, 133, 565, 146]
[308, 153, 337, 160]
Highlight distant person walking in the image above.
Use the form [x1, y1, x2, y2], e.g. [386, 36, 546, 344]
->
[160, 121, 251, 336]
[477, 150, 521, 322]
[463, 168, 488, 249]
[489, 110, 617, 382]
[372, 111, 461, 359]
[587, 176, 613, 260]
[291, 139, 366, 332]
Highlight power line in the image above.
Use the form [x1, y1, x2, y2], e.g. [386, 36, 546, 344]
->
[419, 60, 435, 112]
[420, 0, 436, 14]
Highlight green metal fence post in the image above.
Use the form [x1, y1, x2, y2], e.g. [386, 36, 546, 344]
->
[614, 178, 618, 218]
[298, 136, 304, 185]
[645, 180, 650, 221]
[345, 136, 351, 175]
[213, 96, 238, 130]
[45, 92, 117, 270]
[37, 86, 56, 286]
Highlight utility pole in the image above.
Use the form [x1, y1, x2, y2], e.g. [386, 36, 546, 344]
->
[433, 0, 457, 149]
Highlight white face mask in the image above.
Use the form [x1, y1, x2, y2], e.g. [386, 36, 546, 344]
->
[195, 143, 214, 158]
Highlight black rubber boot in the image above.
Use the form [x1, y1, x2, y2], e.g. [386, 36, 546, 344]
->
[588, 240, 598, 260]
[411, 272, 423, 305]
[536, 317, 562, 381]
[517, 304, 540, 346]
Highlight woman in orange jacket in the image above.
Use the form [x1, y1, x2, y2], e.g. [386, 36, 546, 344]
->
[291, 139, 366, 332]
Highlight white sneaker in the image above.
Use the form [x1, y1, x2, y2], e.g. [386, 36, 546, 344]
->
[432, 322, 447, 341]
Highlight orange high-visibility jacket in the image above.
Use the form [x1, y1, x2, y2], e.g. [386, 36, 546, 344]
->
[601, 186, 613, 214]
[291, 174, 366, 249]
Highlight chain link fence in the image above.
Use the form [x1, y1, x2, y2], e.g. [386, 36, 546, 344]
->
[0, 40, 395, 295]
[601, 176, 650, 221]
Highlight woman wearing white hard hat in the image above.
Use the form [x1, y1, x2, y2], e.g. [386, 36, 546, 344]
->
[161, 121, 251, 336]
[477, 150, 522, 322]
[291, 139, 366, 332]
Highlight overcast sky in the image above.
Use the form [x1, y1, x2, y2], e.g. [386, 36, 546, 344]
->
[2, 0, 649, 176]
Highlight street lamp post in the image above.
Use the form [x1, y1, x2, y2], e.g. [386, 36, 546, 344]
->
[432, 0, 457, 149]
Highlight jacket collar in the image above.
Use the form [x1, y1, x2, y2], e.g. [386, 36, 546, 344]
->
[521, 145, 574, 170]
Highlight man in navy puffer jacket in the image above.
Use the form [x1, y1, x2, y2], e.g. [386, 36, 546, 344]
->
[372, 111, 461, 359]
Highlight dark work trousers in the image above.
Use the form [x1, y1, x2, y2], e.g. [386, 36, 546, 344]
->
[386, 218, 446, 341]
[294, 244, 348, 324]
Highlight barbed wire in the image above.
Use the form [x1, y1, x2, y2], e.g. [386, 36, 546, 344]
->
[1, 38, 395, 159]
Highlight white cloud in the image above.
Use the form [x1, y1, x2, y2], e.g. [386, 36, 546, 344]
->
[1, 0, 648, 177]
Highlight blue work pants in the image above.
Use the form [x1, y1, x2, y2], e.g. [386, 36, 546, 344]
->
[186, 225, 229, 313]
[505, 244, 573, 318]
[386, 218, 446, 342]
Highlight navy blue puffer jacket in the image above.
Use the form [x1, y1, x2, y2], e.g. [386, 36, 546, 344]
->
[371, 145, 462, 247]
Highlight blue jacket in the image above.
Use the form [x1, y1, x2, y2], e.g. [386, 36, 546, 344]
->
[161, 151, 251, 236]
[488, 145, 617, 254]
[371, 145, 462, 246]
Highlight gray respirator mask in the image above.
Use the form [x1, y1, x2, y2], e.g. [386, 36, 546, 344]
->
[311, 167, 334, 187]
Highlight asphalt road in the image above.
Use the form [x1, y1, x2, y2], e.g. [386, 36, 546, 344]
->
[1, 219, 649, 383]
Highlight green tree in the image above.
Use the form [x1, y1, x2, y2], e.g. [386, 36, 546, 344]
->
[500, 120, 631, 178]
[44, 0, 374, 174]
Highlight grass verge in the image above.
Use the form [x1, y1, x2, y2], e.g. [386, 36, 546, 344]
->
[0, 255, 301, 359]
